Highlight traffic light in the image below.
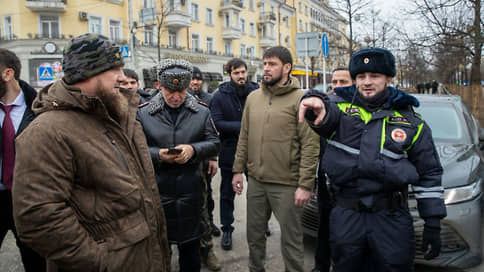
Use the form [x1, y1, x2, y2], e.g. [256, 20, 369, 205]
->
[223, 64, 228, 75]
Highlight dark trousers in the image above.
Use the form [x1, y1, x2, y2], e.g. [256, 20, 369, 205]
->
[178, 238, 201, 272]
[220, 169, 236, 232]
[0, 190, 45, 272]
[205, 172, 215, 223]
[329, 205, 415, 272]
[314, 177, 332, 272]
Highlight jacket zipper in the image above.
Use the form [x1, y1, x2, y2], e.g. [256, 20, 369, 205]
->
[105, 132, 130, 171]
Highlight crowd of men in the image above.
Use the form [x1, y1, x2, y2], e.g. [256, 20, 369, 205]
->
[0, 33, 446, 272]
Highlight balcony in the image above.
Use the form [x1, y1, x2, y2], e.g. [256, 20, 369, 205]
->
[222, 26, 241, 40]
[220, 0, 243, 8]
[25, 0, 67, 12]
[259, 12, 276, 23]
[164, 10, 191, 29]
[260, 35, 276, 48]
[219, 0, 243, 13]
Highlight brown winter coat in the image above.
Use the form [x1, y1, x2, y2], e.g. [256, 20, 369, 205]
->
[12, 80, 171, 272]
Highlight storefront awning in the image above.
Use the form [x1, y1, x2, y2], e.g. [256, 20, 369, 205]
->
[291, 70, 318, 76]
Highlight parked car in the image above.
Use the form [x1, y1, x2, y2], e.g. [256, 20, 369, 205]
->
[302, 94, 484, 269]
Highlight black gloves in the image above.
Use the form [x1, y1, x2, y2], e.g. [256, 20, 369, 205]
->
[422, 218, 441, 260]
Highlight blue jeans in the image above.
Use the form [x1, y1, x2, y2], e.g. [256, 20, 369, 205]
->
[220, 169, 236, 232]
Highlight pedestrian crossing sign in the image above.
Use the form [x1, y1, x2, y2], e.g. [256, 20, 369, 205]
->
[38, 66, 54, 81]
[120, 46, 129, 58]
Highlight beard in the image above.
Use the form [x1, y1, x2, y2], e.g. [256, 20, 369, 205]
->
[263, 73, 283, 87]
[96, 81, 124, 123]
[0, 79, 7, 99]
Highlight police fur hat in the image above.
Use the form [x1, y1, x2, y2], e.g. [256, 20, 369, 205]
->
[62, 33, 124, 84]
[157, 59, 193, 91]
[349, 48, 396, 79]
[192, 66, 203, 80]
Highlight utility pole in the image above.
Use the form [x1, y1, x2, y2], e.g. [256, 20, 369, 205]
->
[128, 0, 136, 69]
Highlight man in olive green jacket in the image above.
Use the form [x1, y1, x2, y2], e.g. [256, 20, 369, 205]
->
[232, 46, 319, 272]
[12, 34, 170, 272]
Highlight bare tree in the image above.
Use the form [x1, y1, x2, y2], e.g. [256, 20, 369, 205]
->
[408, 0, 482, 84]
[330, 0, 372, 57]
[155, 0, 166, 62]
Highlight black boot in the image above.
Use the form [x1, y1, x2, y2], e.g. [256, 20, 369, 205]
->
[221, 231, 232, 250]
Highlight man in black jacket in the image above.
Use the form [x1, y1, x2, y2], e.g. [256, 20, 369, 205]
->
[210, 58, 258, 250]
[137, 59, 220, 272]
[121, 68, 153, 103]
[0, 48, 45, 271]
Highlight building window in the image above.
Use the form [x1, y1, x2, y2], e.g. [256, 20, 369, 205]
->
[206, 8, 213, 25]
[40, 15, 59, 39]
[249, 22, 255, 36]
[167, 0, 174, 11]
[89, 16, 102, 34]
[206, 37, 214, 54]
[285, 16, 289, 27]
[299, 19, 302, 31]
[191, 34, 200, 52]
[249, 46, 255, 59]
[144, 25, 155, 45]
[224, 40, 232, 56]
[191, 3, 199, 21]
[298, 2, 302, 13]
[109, 19, 122, 42]
[143, 0, 154, 8]
[240, 0, 245, 7]
[249, 0, 254, 10]
[305, 5, 308, 16]
[224, 13, 230, 27]
[4, 16, 13, 40]
[305, 22, 308, 32]
[240, 44, 246, 57]
[168, 30, 177, 48]
[240, 18, 245, 33]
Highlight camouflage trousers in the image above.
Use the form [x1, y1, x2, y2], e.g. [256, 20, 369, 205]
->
[200, 161, 214, 250]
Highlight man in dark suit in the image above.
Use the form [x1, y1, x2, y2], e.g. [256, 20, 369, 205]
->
[0, 48, 45, 271]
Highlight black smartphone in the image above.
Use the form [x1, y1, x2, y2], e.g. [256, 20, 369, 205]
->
[167, 148, 183, 155]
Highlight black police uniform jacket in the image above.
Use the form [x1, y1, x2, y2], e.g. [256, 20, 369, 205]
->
[303, 86, 446, 220]
[137, 92, 220, 244]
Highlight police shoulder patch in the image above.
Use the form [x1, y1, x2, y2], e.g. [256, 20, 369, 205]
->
[138, 102, 150, 108]
[389, 116, 410, 124]
[346, 107, 360, 114]
[197, 101, 209, 108]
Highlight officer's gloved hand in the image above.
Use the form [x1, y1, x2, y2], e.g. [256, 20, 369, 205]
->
[422, 217, 441, 260]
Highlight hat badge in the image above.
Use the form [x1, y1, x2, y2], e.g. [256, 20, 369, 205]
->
[364, 57, 370, 64]
[173, 78, 179, 84]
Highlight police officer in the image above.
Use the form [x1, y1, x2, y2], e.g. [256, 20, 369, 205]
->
[137, 59, 220, 272]
[299, 48, 446, 272]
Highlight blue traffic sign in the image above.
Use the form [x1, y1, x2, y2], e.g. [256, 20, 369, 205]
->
[38, 66, 53, 81]
[322, 33, 329, 57]
[120, 46, 129, 58]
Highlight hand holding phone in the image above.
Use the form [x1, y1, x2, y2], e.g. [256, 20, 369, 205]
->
[167, 148, 183, 155]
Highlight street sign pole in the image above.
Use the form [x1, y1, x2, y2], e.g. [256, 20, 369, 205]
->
[323, 57, 326, 92]
[305, 37, 309, 89]
[321, 33, 329, 92]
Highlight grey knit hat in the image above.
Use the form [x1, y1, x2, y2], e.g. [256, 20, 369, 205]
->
[157, 59, 193, 91]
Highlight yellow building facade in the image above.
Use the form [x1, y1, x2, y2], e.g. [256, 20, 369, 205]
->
[0, 0, 347, 89]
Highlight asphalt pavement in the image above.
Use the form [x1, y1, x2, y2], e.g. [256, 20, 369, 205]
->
[1, 172, 483, 271]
